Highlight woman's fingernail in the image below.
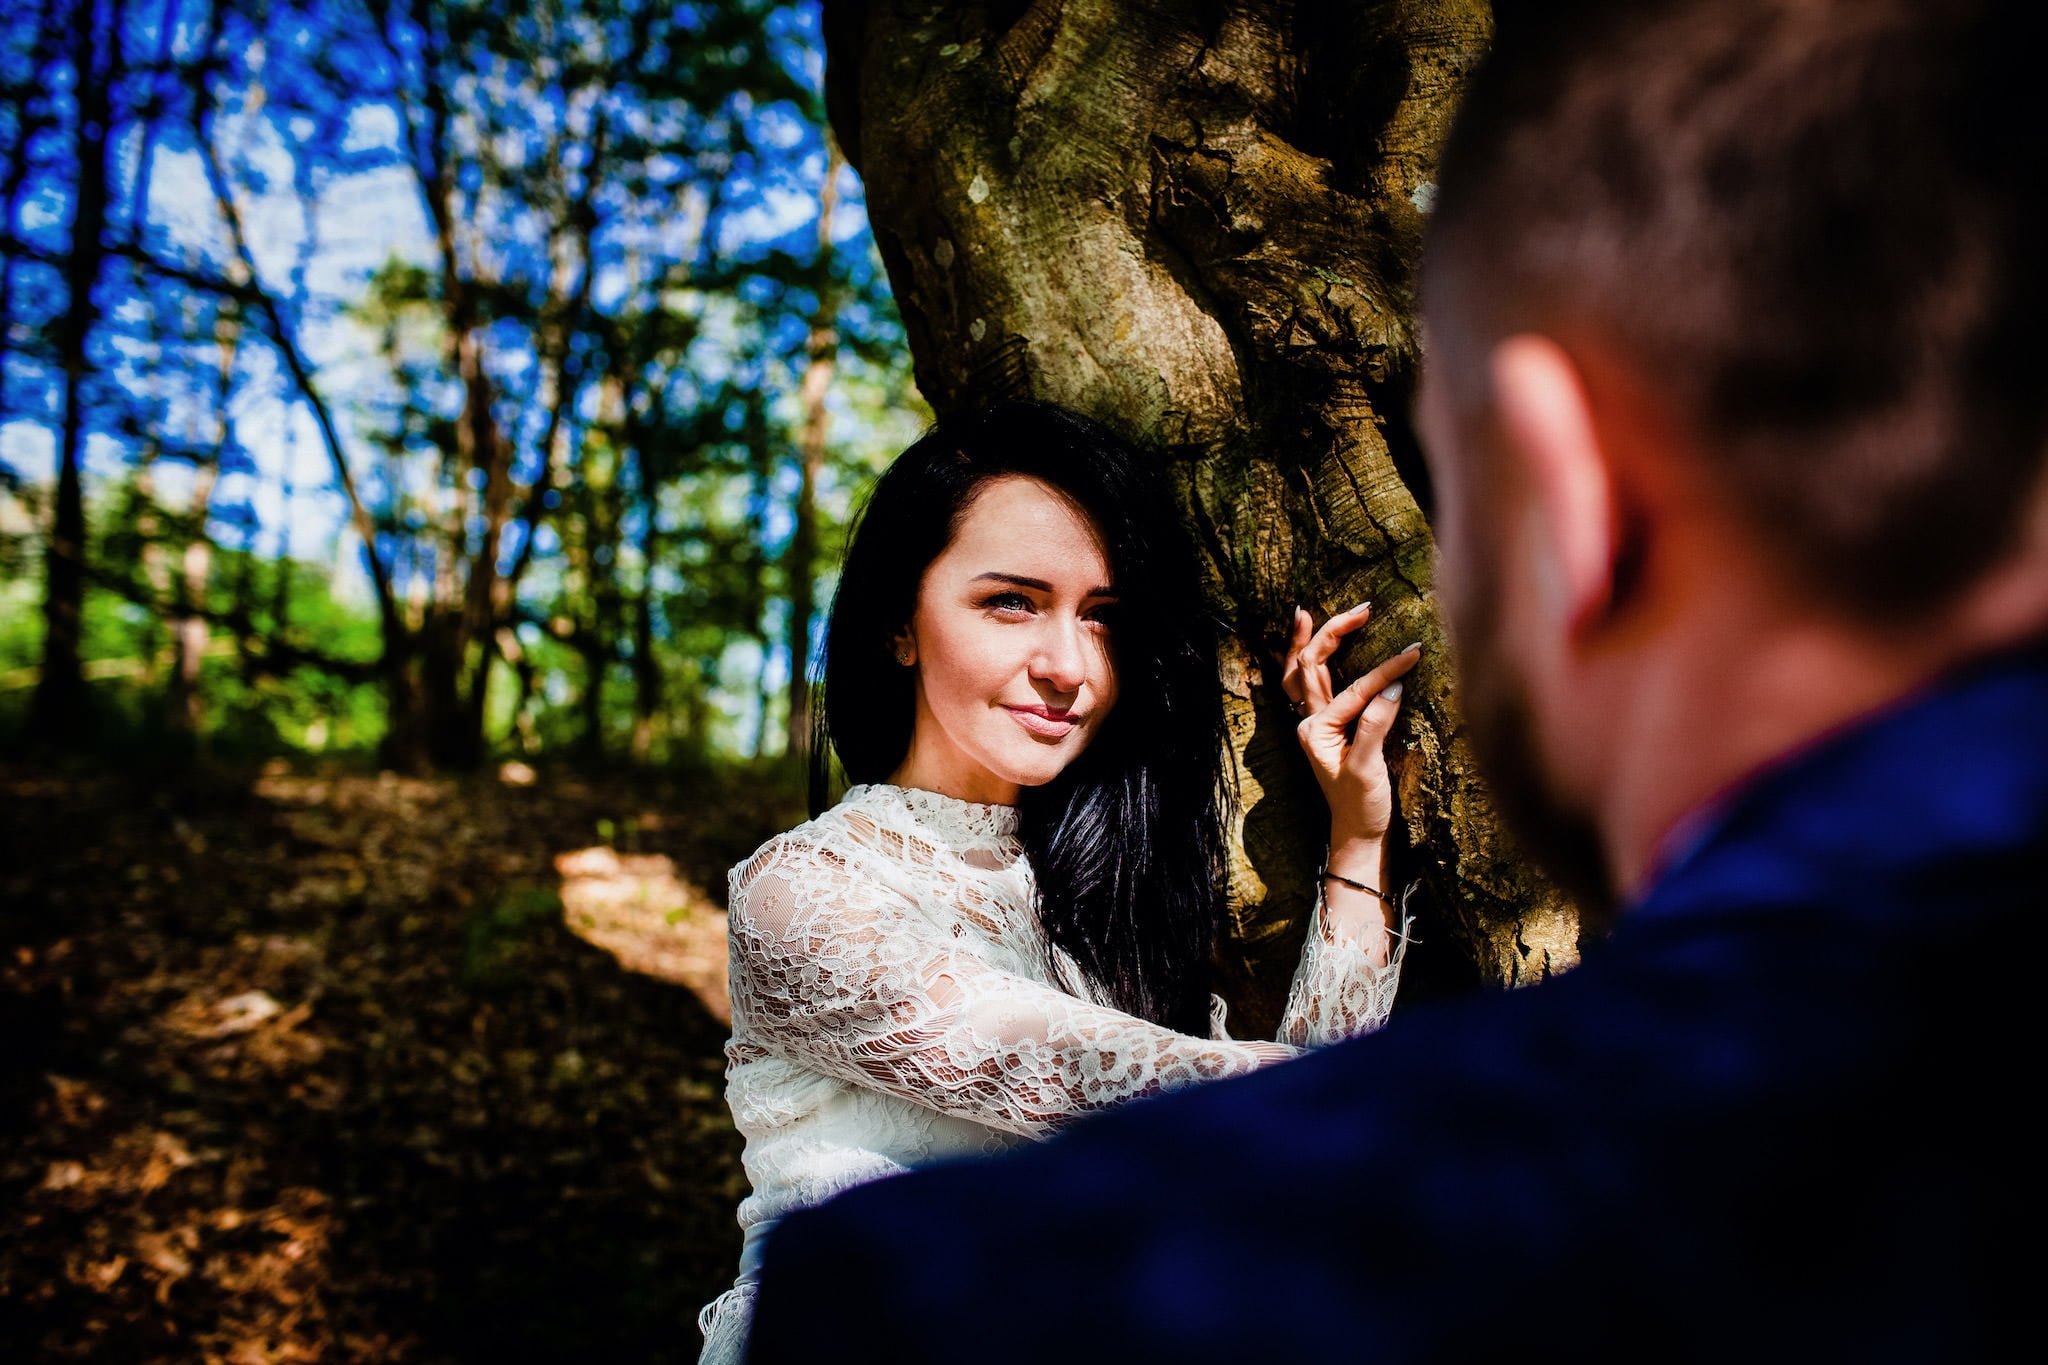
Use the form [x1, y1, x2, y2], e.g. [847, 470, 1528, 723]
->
[1401, 641, 1423, 655]
[1355, 600, 1372, 614]
[1379, 680, 1405, 702]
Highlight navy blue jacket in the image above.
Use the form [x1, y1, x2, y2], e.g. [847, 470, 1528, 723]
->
[747, 641, 2045, 1362]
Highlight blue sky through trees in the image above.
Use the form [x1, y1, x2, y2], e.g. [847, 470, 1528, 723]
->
[1, 0, 926, 762]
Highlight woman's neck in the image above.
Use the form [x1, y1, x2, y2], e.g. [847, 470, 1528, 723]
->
[888, 730, 1022, 806]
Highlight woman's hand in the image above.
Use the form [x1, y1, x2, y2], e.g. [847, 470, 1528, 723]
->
[1280, 603, 1422, 853]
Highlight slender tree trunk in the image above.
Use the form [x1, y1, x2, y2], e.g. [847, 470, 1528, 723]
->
[629, 481, 662, 764]
[189, 3, 410, 762]
[134, 465, 169, 692]
[367, 0, 519, 771]
[167, 309, 237, 741]
[826, 0, 1576, 1025]
[422, 2, 499, 771]
[498, 150, 612, 639]
[169, 526, 215, 736]
[577, 631, 608, 766]
[133, 337, 171, 695]
[785, 141, 844, 760]
[629, 581, 658, 761]
[740, 388, 777, 759]
[29, 0, 121, 751]
[573, 378, 628, 767]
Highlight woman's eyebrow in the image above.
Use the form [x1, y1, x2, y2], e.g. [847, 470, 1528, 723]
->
[970, 571, 1118, 597]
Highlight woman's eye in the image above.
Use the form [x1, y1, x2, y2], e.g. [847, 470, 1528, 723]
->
[981, 592, 1036, 616]
[1084, 605, 1118, 630]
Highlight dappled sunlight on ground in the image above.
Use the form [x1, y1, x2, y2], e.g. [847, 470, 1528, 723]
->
[555, 845, 731, 1025]
[3, 760, 797, 1362]
[32, 1072, 356, 1363]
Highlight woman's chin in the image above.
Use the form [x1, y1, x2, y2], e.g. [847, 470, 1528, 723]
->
[988, 741, 1094, 792]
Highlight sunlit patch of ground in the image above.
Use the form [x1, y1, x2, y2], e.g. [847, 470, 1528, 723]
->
[2, 760, 802, 1363]
[555, 846, 731, 1025]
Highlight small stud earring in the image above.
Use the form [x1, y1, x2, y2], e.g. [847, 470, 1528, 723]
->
[895, 647, 912, 666]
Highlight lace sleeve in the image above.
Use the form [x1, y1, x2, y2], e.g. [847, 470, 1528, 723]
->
[1276, 882, 1413, 1048]
[728, 835, 1297, 1138]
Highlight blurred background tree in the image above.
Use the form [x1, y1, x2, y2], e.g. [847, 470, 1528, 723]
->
[0, 0, 924, 774]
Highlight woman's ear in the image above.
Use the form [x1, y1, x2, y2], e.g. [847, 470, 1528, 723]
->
[1490, 334, 1621, 640]
[891, 627, 917, 668]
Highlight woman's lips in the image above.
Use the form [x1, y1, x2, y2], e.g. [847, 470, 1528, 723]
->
[1003, 705, 1080, 738]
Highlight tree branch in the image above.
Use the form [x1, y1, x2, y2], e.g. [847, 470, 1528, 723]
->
[85, 562, 381, 683]
[185, 0, 405, 654]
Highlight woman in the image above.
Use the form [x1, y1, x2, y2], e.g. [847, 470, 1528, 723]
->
[698, 401, 1420, 1361]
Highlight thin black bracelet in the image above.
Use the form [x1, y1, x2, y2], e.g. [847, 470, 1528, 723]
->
[1319, 864, 1395, 907]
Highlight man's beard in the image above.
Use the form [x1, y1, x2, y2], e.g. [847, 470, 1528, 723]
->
[1446, 560, 1621, 939]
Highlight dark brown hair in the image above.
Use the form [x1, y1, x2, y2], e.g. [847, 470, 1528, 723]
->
[1426, 0, 2048, 619]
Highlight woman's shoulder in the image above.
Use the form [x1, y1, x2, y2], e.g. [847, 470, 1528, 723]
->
[726, 785, 895, 896]
[725, 787, 921, 932]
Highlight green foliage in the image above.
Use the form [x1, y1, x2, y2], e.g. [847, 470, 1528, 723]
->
[0, 528, 387, 761]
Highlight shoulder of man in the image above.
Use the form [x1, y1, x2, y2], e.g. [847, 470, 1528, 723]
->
[746, 858, 2032, 1364]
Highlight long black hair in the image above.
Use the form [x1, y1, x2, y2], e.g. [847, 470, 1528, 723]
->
[809, 400, 1228, 1035]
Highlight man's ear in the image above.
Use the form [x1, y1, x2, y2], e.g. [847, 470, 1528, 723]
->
[1490, 334, 1620, 638]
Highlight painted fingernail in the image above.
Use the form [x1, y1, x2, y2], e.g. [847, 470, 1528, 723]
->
[1379, 680, 1405, 702]
[1401, 641, 1423, 654]
[1354, 600, 1372, 614]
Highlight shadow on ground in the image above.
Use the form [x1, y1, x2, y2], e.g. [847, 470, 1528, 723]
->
[1, 758, 802, 1363]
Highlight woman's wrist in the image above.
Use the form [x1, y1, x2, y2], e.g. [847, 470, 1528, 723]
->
[1325, 827, 1388, 885]
[1318, 829, 1397, 965]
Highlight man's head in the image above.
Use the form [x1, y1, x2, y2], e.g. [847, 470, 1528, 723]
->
[1418, 0, 2048, 911]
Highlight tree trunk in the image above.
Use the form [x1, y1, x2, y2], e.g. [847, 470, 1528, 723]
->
[163, 305, 237, 742]
[571, 377, 629, 768]
[169, 530, 215, 737]
[29, 0, 120, 751]
[629, 472, 661, 765]
[740, 388, 778, 759]
[785, 140, 844, 760]
[188, 4, 411, 764]
[826, 0, 1576, 1025]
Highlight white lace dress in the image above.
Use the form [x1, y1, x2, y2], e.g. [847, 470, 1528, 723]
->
[696, 782, 1409, 1362]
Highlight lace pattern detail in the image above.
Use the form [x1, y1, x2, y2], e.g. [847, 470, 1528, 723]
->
[1280, 883, 1415, 1048]
[853, 782, 1021, 847]
[697, 1282, 754, 1365]
[701, 781, 1406, 1360]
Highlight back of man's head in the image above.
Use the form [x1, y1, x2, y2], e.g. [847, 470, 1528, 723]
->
[1426, 0, 2048, 623]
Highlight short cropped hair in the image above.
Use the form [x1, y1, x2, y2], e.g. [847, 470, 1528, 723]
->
[1426, 0, 2048, 619]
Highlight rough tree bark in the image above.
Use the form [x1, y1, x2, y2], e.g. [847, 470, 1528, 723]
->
[825, 0, 1576, 1025]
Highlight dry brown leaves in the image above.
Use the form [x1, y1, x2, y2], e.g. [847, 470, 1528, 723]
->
[2, 759, 799, 1363]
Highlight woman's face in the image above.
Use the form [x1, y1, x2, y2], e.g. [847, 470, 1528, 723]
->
[890, 475, 1120, 806]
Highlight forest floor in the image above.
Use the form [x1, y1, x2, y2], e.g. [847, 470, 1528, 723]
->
[0, 757, 805, 1364]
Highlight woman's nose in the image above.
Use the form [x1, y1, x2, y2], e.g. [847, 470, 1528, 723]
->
[1030, 616, 1089, 693]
